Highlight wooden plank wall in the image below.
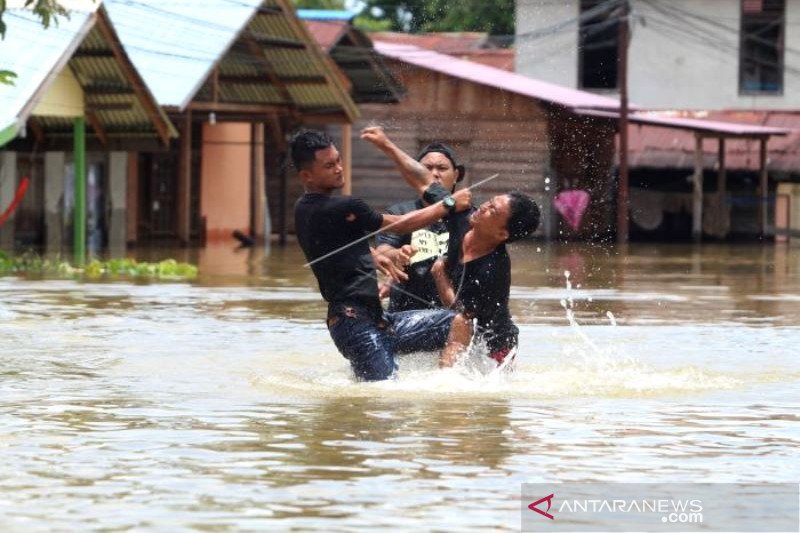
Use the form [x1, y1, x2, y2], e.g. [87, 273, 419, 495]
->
[269, 60, 615, 239]
[348, 64, 552, 221]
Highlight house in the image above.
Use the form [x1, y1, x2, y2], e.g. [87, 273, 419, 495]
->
[105, 0, 359, 245]
[346, 39, 625, 240]
[368, 31, 515, 71]
[516, 0, 800, 240]
[0, 5, 176, 259]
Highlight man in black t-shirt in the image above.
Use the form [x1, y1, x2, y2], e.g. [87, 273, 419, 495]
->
[292, 129, 471, 381]
[374, 143, 466, 312]
[432, 193, 541, 368]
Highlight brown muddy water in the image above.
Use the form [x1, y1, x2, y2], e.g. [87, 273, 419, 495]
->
[1, 242, 798, 531]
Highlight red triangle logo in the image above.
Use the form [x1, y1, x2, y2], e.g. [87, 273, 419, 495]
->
[528, 493, 555, 520]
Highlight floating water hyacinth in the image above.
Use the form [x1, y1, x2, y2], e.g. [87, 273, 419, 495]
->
[0, 251, 198, 281]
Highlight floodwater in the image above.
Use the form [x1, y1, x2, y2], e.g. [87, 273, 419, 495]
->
[1, 242, 799, 531]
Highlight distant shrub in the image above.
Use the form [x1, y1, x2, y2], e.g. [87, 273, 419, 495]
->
[0, 251, 198, 281]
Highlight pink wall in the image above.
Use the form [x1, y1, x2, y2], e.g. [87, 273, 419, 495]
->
[201, 123, 251, 241]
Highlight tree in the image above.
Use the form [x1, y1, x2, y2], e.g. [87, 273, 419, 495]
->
[355, 0, 514, 37]
[1, 0, 70, 85]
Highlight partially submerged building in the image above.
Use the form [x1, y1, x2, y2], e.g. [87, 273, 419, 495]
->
[106, 0, 359, 245]
[0, 6, 176, 255]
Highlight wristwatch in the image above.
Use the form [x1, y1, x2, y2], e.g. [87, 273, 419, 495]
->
[442, 195, 456, 212]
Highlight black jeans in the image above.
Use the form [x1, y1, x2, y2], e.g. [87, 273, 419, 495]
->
[327, 306, 454, 381]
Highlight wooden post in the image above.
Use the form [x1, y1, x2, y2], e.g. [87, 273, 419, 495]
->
[177, 110, 192, 245]
[341, 123, 352, 196]
[73, 117, 86, 265]
[252, 123, 267, 241]
[279, 163, 287, 246]
[759, 137, 769, 238]
[717, 137, 727, 238]
[616, 0, 630, 244]
[692, 133, 704, 242]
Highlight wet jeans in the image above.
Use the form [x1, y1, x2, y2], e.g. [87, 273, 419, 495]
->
[327, 306, 454, 381]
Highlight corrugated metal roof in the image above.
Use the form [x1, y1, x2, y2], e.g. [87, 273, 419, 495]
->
[626, 111, 800, 173]
[304, 20, 349, 51]
[104, 0, 260, 109]
[302, 19, 403, 104]
[371, 32, 489, 54]
[373, 41, 621, 111]
[0, 9, 94, 135]
[0, 7, 175, 144]
[369, 32, 515, 71]
[106, 0, 358, 120]
[577, 109, 790, 137]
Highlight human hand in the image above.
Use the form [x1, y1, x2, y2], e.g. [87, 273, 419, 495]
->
[372, 248, 409, 283]
[452, 189, 472, 212]
[396, 244, 417, 266]
[360, 126, 390, 149]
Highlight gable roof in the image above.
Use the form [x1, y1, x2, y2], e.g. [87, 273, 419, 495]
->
[0, 6, 176, 146]
[105, 0, 358, 121]
[373, 41, 621, 111]
[302, 19, 403, 104]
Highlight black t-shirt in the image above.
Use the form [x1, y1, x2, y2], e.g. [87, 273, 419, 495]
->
[374, 198, 448, 312]
[295, 193, 384, 316]
[445, 208, 518, 352]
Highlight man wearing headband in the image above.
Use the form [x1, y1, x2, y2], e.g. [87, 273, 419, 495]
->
[362, 127, 540, 369]
[374, 141, 466, 312]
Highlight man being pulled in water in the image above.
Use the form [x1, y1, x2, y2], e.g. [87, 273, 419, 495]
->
[432, 191, 540, 368]
[359, 127, 540, 369]
[292, 129, 471, 381]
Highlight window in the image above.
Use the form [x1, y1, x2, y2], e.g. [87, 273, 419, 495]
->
[579, 0, 621, 90]
[740, 0, 785, 94]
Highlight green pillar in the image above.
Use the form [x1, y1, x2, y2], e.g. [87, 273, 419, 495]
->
[73, 117, 86, 266]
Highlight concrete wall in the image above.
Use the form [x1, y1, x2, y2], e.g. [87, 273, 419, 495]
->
[0, 152, 17, 249]
[108, 152, 127, 252]
[200, 123, 252, 241]
[516, 0, 800, 110]
[44, 151, 65, 253]
[516, 0, 579, 89]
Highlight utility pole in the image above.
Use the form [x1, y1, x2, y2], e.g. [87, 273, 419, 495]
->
[616, 0, 631, 244]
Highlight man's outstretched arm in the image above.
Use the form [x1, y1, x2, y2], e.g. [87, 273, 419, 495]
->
[361, 126, 433, 195]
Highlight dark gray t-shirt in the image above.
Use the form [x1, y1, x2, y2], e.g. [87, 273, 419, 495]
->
[446, 208, 518, 352]
[374, 198, 448, 312]
[295, 193, 384, 315]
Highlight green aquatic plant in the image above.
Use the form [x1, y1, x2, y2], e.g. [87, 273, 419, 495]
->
[0, 251, 198, 281]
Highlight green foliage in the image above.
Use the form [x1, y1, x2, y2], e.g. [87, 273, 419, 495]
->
[357, 0, 515, 36]
[0, 0, 70, 39]
[0, 69, 16, 86]
[1, 0, 72, 89]
[0, 251, 198, 281]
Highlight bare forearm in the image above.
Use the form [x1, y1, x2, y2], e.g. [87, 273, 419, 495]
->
[382, 202, 446, 234]
[432, 266, 456, 307]
[375, 139, 432, 194]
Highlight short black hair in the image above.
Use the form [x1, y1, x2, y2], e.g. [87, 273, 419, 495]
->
[417, 142, 466, 183]
[506, 192, 540, 243]
[289, 129, 334, 171]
